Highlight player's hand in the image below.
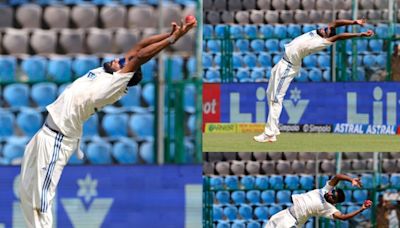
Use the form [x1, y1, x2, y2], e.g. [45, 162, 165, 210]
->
[351, 177, 362, 188]
[355, 18, 366, 25]
[361, 30, 374, 37]
[362, 200, 372, 210]
[170, 22, 179, 35]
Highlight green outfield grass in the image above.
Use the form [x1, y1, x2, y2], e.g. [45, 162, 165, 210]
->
[203, 133, 400, 152]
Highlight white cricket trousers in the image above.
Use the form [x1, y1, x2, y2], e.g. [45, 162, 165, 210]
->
[265, 208, 298, 228]
[19, 125, 76, 228]
[264, 59, 300, 136]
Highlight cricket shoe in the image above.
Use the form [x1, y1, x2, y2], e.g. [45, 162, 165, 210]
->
[253, 133, 277, 143]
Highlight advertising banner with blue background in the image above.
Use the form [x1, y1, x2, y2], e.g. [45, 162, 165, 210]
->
[0, 165, 202, 228]
[219, 82, 400, 126]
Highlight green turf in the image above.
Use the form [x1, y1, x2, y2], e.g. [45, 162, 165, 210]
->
[203, 133, 400, 152]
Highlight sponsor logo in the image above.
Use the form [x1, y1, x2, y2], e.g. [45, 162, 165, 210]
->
[334, 123, 397, 135]
[206, 123, 236, 133]
[302, 124, 332, 133]
[279, 124, 301, 132]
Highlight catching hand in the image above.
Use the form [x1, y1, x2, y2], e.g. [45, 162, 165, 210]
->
[361, 30, 374, 37]
[355, 18, 366, 25]
[362, 200, 372, 210]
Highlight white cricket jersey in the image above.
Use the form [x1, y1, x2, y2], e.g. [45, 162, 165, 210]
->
[291, 182, 339, 225]
[46, 67, 134, 138]
[284, 30, 333, 66]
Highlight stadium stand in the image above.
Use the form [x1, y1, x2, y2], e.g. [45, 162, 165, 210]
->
[203, 152, 400, 227]
[203, 0, 394, 82]
[0, 0, 199, 165]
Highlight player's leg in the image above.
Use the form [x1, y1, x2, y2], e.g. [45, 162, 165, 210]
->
[265, 209, 297, 228]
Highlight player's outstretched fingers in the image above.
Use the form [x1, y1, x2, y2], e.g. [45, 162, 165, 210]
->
[363, 200, 372, 209]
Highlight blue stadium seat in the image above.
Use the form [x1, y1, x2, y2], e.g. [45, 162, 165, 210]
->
[378, 174, 389, 186]
[357, 40, 368, 53]
[215, 24, 228, 38]
[225, 175, 239, 189]
[47, 57, 72, 83]
[376, 54, 386, 67]
[244, 24, 258, 39]
[246, 190, 261, 204]
[0, 56, 16, 83]
[210, 176, 224, 189]
[390, 174, 400, 188]
[102, 113, 128, 137]
[356, 67, 366, 81]
[309, 68, 323, 82]
[203, 53, 213, 69]
[352, 190, 368, 203]
[216, 190, 230, 204]
[247, 220, 261, 228]
[343, 190, 352, 204]
[273, 24, 287, 39]
[303, 55, 317, 68]
[318, 175, 330, 188]
[236, 68, 250, 82]
[16, 108, 43, 137]
[251, 67, 265, 81]
[276, 190, 291, 204]
[322, 69, 331, 81]
[119, 85, 145, 112]
[346, 205, 363, 221]
[214, 54, 221, 67]
[295, 68, 309, 82]
[142, 83, 155, 107]
[261, 190, 275, 203]
[184, 84, 196, 113]
[255, 176, 269, 190]
[347, 55, 363, 65]
[21, 56, 48, 82]
[3, 141, 25, 162]
[224, 205, 238, 220]
[82, 114, 98, 138]
[285, 175, 300, 190]
[243, 53, 257, 68]
[317, 54, 330, 68]
[272, 54, 281, 65]
[129, 113, 154, 140]
[186, 114, 196, 136]
[72, 55, 99, 77]
[235, 39, 250, 52]
[216, 221, 229, 228]
[269, 175, 283, 189]
[139, 140, 154, 163]
[287, 24, 301, 38]
[165, 55, 183, 81]
[203, 24, 213, 39]
[205, 69, 221, 81]
[258, 52, 272, 67]
[292, 190, 305, 195]
[238, 205, 252, 220]
[254, 206, 268, 220]
[232, 190, 245, 204]
[31, 82, 57, 108]
[302, 24, 317, 33]
[9, 0, 29, 5]
[265, 39, 280, 52]
[0, 110, 14, 138]
[186, 56, 196, 76]
[268, 205, 283, 217]
[4, 83, 29, 108]
[231, 220, 245, 228]
[368, 39, 383, 52]
[230, 25, 244, 39]
[233, 54, 244, 68]
[375, 23, 389, 38]
[141, 59, 156, 82]
[58, 83, 70, 95]
[241, 176, 255, 189]
[207, 40, 221, 53]
[250, 39, 265, 52]
[260, 24, 273, 38]
[299, 175, 314, 190]
[279, 39, 291, 51]
[86, 140, 112, 164]
[68, 150, 86, 165]
[213, 205, 223, 220]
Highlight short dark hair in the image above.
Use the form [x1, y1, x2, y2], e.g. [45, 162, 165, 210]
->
[103, 61, 115, 74]
[127, 67, 142, 87]
[336, 188, 345, 203]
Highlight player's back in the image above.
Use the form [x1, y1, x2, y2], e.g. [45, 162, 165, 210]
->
[284, 30, 333, 66]
[46, 67, 134, 139]
[291, 188, 324, 224]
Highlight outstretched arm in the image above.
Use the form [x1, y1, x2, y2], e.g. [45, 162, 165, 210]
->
[120, 20, 197, 73]
[328, 174, 362, 188]
[326, 30, 374, 42]
[329, 19, 366, 28]
[333, 200, 372, 220]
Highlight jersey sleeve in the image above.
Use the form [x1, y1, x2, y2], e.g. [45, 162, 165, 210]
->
[320, 203, 340, 219]
[321, 181, 334, 192]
